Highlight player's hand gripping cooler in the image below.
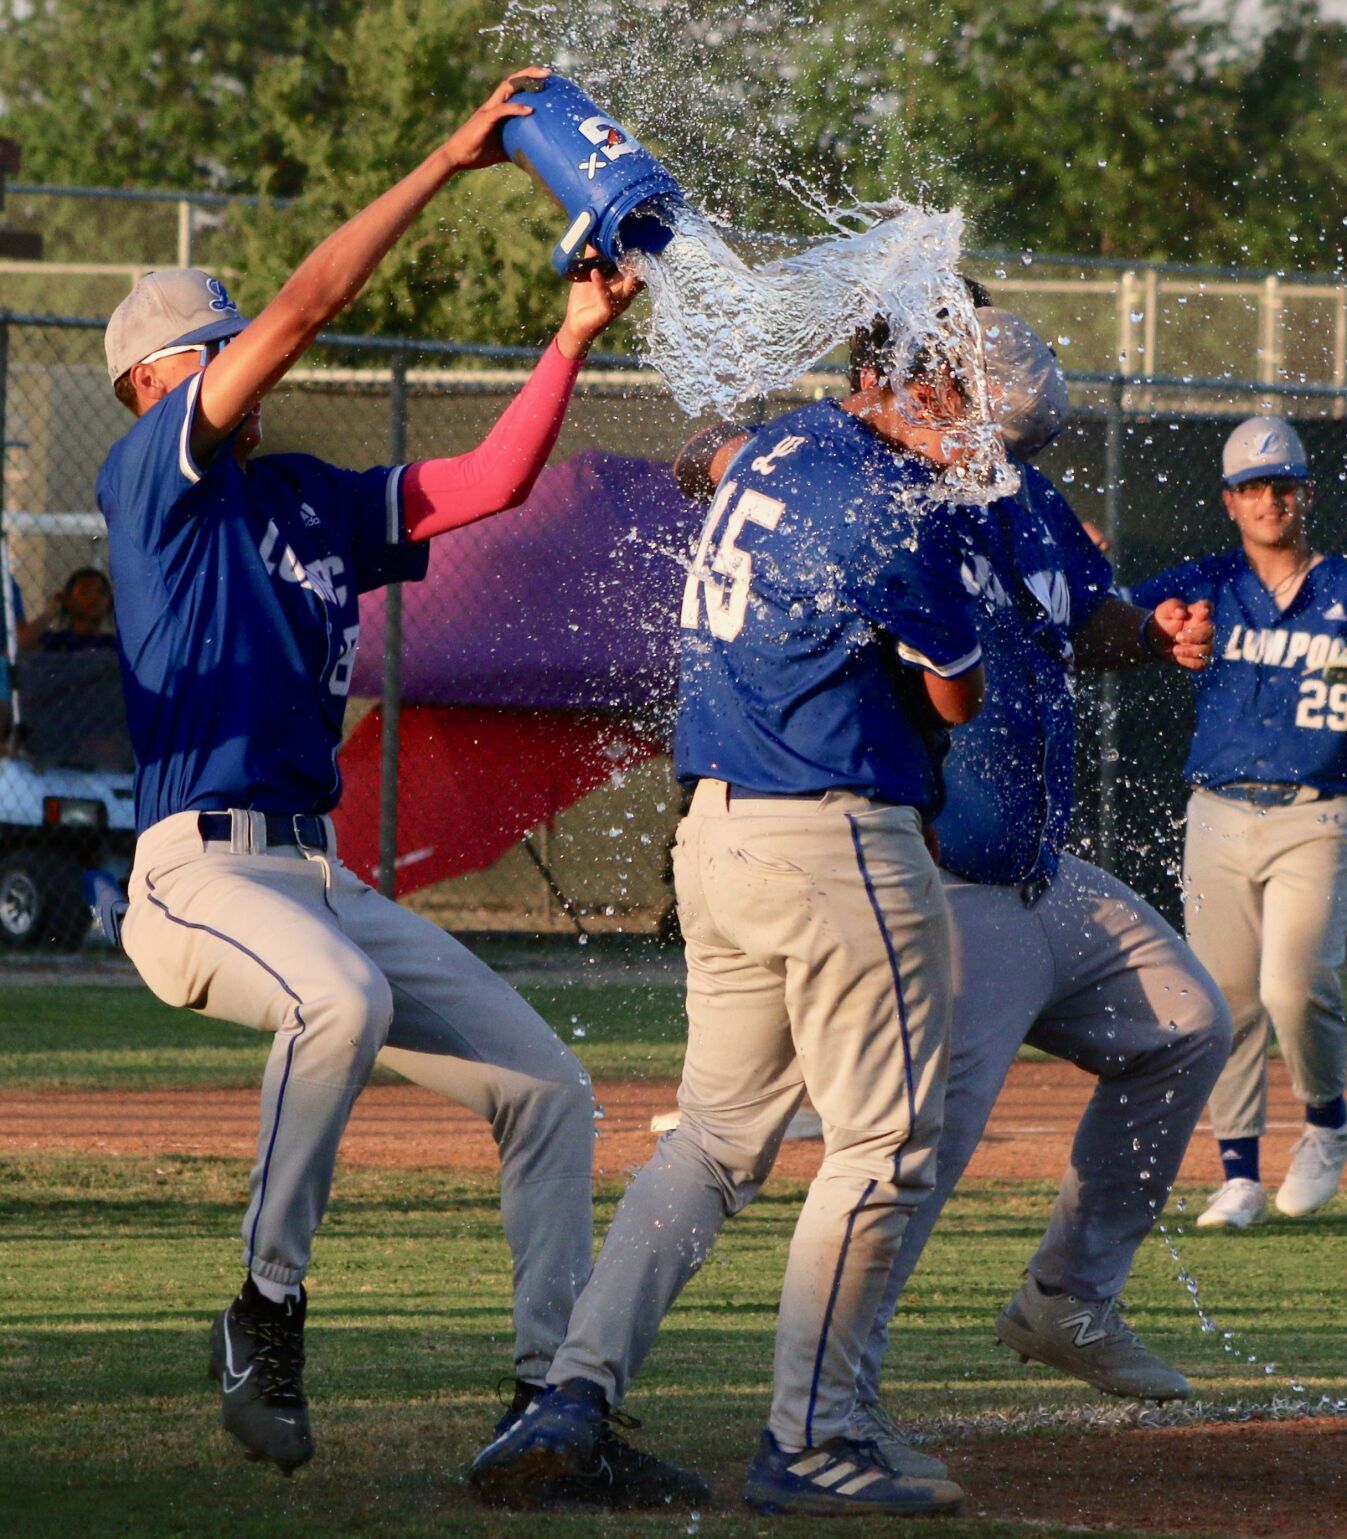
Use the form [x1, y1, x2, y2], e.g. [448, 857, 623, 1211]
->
[500, 73, 686, 275]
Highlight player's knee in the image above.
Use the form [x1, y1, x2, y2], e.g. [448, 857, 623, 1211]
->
[528, 1065, 595, 1135]
[309, 970, 395, 1070]
[496, 1047, 595, 1150]
[665, 1116, 775, 1209]
[1259, 980, 1313, 1042]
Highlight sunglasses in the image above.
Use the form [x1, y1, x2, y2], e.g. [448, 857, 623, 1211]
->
[140, 335, 233, 367]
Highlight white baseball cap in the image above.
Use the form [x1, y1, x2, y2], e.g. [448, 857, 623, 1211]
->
[1222, 416, 1309, 487]
[976, 307, 1069, 459]
[104, 268, 248, 383]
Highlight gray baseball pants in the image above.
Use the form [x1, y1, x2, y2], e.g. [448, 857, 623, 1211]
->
[857, 854, 1231, 1403]
[1183, 788, 1347, 1137]
[122, 809, 595, 1381]
[545, 779, 952, 1449]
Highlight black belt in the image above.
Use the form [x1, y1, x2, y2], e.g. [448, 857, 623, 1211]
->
[198, 811, 329, 850]
[726, 783, 904, 808]
[728, 783, 827, 802]
[1208, 782, 1318, 808]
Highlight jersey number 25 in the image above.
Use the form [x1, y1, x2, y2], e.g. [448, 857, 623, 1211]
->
[680, 479, 785, 643]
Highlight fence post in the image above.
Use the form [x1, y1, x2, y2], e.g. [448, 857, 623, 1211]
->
[1259, 274, 1282, 397]
[1334, 285, 1346, 422]
[1116, 270, 1137, 374]
[1097, 378, 1126, 872]
[378, 357, 408, 899]
[0, 312, 12, 653]
[177, 198, 192, 268]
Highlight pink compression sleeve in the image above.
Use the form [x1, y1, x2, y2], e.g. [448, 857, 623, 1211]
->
[401, 339, 583, 541]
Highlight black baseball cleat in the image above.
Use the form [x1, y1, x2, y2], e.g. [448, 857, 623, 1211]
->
[470, 1377, 710, 1510]
[560, 1416, 712, 1509]
[492, 1376, 544, 1437]
[208, 1276, 313, 1474]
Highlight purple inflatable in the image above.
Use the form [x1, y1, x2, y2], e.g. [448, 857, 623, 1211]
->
[353, 450, 695, 713]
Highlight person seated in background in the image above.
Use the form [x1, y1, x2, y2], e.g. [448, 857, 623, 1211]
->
[17, 567, 118, 653]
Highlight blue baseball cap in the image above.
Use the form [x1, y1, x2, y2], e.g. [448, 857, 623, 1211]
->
[1222, 416, 1310, 487]
[104, 268, 249, 383]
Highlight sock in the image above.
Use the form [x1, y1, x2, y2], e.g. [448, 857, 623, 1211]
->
[251, 1270, 302, 1304]
[1306, 1096, 1347, 1131]
[1218, 1137, 1260, 1183]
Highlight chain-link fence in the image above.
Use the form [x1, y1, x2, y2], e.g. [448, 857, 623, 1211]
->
[11, 183, 1347, 392]
[4, 307, 1347, 948]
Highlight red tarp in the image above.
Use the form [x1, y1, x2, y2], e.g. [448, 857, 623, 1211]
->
[332, 703, 664, 897]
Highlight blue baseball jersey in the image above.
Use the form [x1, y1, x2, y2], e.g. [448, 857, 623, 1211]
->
[1131, 551, 1347, 792]
[96, 373, 428, 832]
[673, 400, 982, 810]
[934, 463, 1114, 886]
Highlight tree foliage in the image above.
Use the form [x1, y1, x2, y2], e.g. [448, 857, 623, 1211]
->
[784, 0, 1347, 268]
[0, 0, 355, 192]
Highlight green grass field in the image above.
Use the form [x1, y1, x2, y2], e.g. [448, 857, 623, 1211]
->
[0, 982, 691, 1088]
[3, 980, 1344, 1538]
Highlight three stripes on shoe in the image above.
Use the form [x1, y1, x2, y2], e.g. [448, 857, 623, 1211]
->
[784, 1447, 887, 1497]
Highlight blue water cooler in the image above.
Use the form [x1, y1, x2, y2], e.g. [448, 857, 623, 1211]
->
[501, 75, 686, 276]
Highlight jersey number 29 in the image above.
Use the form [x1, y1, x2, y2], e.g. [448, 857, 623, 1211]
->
[680, 479, 785, 643]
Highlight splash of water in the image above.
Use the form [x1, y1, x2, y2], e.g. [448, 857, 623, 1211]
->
[629, 202, 1016, 502]
[1154, 1205, 1346, 1415]
[493, 4, 1016, 503]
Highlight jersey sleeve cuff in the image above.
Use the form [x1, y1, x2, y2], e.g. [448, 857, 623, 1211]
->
[385, 464, 408, 544]
[896, 641, 983, 678]
[178, 372, 206, 485]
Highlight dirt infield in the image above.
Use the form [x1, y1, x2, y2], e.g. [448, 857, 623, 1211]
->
[0, 1058, 1310, 1187]
[960, 1418, 1347, 1537]
[4, 1058, 1342, 1538]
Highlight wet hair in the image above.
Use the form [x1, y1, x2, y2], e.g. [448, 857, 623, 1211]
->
[63, 567, 112, 601]
[112, 370, 141, 416]
[848, 275, 989, 392]
[847, 320, 959, 397]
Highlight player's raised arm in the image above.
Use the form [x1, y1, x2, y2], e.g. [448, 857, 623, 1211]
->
[184, 69, 550, 463]
[1072, 593, 1214, 671]
[400, 260, 641, 542]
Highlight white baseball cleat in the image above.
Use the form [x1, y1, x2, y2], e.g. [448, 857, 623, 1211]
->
[1194, 1177, 1268, 1229]
[1274, 1126, 1347, 1217]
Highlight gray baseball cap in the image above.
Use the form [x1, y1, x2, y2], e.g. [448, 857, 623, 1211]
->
[104, 268, 248, 383]
[1222, 415, 1309, 487]
[976, 307, 1069, 459]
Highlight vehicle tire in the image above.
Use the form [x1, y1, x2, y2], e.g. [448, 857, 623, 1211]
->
[0, 849, 92, 950]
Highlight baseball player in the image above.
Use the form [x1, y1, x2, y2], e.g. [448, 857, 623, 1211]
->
[93, 70, 671, 1498]
[848, 315, 1232, 1461]
[1130, 418, 1347, 1229]
[660, 308, 1230, 1475]
[468, 320, 989, 1516]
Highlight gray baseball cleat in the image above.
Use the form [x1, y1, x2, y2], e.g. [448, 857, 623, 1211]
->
[846, 1400, 950, 1480]
[208, 1276, 313, 1473]
[995, 1274, 1189, 1403]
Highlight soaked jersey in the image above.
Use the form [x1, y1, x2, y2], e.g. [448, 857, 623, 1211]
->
[674, 400, 982, 810]
[96, 372, 428, 831]
[1131, 551, 1347, 792]
[934, 463, 1113, 886]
